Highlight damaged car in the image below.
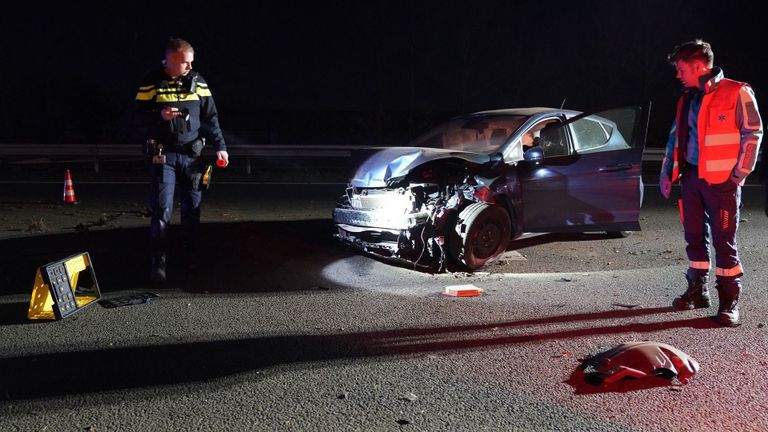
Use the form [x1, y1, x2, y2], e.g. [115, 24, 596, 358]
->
[333, 105, 649, 270]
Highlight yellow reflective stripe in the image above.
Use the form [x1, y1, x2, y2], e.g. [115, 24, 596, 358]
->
[704, 132, 740, 147]
[740, 86, 762, 128]
[139, 84, 155, 91]
[716, 264, 743, 277]
[196, 87, 212, 97]
[689, 261, 710, 270]
[705, 158, 737, 173]
[156, 93, 200, 102]
[135, 90, 157, 101]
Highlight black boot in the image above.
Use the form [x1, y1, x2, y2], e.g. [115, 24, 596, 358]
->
[672, 275, 711, 310]
[151, 253, 167, 284]
[715, 282, 740, 326]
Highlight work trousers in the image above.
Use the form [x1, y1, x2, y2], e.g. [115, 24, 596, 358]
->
[148, 151, 203, 258]
[680, 166, 742, 291]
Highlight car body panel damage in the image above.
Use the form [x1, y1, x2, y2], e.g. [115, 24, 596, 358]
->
[333, 105, 650, 270]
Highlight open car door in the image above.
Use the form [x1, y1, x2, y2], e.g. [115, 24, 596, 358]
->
[518, 104, 650, 233]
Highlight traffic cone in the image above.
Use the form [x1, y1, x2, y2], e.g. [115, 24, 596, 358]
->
[63, 169, 78, 204]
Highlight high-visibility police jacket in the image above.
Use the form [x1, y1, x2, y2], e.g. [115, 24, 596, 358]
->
[661, 68, 762, 185]
[134, 68, 227, 152]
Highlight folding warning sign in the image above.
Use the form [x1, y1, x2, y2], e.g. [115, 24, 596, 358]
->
[28, 252, 101, 320]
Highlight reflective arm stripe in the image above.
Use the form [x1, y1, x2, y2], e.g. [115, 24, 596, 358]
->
[195, 87, 212, 97]
[716, 264, 743, 277]
[135, 89, 157, 101]
[689, 260, 710, 270]
[705, 158, 738, 173]
[740, 86, 763, 129]
[156, 93, 200, 102]
[704, 133, 741, 146]
[660, 121, 677, 179]
[734, 86, 763, 179]
[138, 84, 155, 91]
[736, 142, 758, 175]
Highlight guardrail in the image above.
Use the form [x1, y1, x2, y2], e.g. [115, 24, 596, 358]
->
[0, 144, 666, 173]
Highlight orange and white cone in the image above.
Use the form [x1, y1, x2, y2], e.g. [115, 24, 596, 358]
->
[63, 169, 78, 204]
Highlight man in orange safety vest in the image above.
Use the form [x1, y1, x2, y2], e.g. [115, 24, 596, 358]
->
[660, 39, 763, 326]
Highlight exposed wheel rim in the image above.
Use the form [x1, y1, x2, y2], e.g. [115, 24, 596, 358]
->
[471, 221, 503, 259]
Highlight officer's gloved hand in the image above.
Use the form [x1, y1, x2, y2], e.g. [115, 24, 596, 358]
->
[660, 175, 672, 199]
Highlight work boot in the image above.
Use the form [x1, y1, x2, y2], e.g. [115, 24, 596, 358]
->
[715, 283, 740, 326]
[151, 254, 167, 284]
[672, 275, 711, 310]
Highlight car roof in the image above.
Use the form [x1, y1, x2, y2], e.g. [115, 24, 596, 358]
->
[470, 107, 582, 117]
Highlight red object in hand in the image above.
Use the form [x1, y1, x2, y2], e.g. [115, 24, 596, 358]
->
[216, 158, 227, 168]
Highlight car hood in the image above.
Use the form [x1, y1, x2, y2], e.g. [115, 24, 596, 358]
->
[351, 147, 491, 188]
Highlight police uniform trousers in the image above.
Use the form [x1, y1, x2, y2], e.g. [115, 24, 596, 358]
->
[680, 165, 742, 293]
[148, 150, 203, 258]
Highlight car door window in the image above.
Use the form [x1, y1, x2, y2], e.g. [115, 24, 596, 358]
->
[571, 118, 612, 152]
[538, 123, 570, 158]
[568, 107, 646, 154]
[505, 118, 564, 163]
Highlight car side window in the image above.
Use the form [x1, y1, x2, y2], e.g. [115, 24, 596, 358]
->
[571, 118, 612, 152]
[538, 123, 570, 158]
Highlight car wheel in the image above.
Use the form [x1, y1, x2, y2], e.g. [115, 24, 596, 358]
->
[606, 231, 633, 238]
[452, 202, 511, 270]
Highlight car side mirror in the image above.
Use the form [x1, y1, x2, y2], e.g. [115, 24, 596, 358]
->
[523, 147, 543, 163]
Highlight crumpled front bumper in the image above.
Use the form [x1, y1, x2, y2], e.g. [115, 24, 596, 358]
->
[333, 207, 431, 258]
[332, 208, 429, 231]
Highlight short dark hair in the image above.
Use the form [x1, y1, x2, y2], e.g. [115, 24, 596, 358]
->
[166, 37, 194, 54]
[667, 39, 713, 67]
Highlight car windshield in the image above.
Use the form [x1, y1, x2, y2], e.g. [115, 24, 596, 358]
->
[408, 114, 530, 153]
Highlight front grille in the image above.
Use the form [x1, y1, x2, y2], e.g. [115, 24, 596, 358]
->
[348, 189, 413, 210]
[333, 208, 428, 230]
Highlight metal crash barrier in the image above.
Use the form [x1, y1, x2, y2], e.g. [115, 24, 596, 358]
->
[0, 143, 676, 173]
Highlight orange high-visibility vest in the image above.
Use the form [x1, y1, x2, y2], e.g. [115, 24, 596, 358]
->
[671, 78, 746, 184]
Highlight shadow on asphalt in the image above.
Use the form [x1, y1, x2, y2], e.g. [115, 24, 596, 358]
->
[507, 231, 624, 250]
[0, 219, 354, 324]
[0, 308, 725, 400]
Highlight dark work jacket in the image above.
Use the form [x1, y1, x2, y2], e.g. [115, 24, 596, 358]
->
[134, 68, 226, 151]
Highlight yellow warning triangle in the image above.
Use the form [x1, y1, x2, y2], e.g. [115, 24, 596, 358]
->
[27, 252, 101, 320]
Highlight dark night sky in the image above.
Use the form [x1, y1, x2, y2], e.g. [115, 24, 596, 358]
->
[1, 0, 765, 146]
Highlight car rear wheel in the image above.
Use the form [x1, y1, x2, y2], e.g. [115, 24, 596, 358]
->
[451, 202, 511, 270]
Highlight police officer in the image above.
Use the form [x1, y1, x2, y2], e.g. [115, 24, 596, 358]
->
[134, 38, 228, 283]
[660, 40, 762, 326]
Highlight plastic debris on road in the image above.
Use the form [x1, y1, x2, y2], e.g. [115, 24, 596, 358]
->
[443, 284, 482, 297]
[99, 292, 158, 308]
[582, 341, 699, 386]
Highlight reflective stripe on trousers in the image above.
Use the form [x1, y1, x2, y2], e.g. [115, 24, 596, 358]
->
[680, 166, 742, 281]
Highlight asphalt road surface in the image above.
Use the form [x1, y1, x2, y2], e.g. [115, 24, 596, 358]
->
[1, 173, 767, 431]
